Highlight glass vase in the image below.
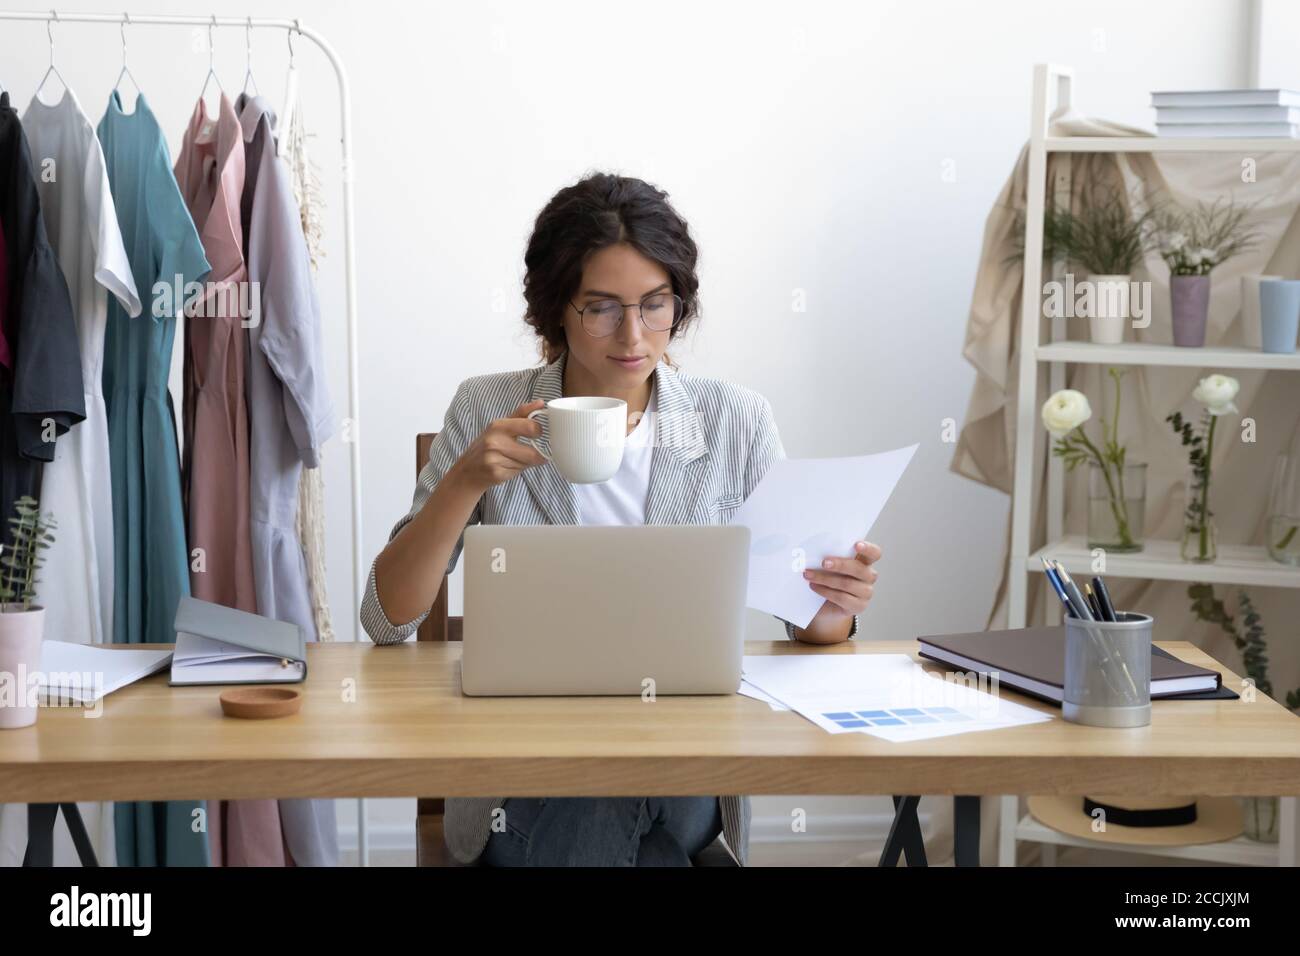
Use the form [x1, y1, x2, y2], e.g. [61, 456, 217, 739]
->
[1240, 796, 1280, 843]
[1180, 516, 1218, 562]
[1267, 454, 1300, 566]
[1087, 462, 1145, 553]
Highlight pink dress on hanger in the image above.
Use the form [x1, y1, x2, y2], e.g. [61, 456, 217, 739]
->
[174, 92, 284, 868]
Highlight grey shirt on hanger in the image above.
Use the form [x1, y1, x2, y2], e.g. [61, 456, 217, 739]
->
[237, 92, 338, 866]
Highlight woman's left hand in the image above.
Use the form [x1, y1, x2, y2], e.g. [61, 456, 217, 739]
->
[796, 541, 881, 642]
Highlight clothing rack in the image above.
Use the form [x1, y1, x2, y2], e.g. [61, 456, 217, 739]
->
[0, 9, 371, 865]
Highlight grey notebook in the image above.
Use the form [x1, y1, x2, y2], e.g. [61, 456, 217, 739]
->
[170, 596, 308, 686]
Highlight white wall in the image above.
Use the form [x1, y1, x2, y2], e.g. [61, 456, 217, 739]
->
[1255, 0, 1300, 89]
[0, 0, 1250, 861]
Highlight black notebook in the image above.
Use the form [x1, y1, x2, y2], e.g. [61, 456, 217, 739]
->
[916, 626, 1237, 705]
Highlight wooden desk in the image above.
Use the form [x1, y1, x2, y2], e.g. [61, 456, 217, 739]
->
[3, 640, 1297, 805]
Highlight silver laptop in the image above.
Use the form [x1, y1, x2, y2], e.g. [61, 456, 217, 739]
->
[461, 525, 750, 696]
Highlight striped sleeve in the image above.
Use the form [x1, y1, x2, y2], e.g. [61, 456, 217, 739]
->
[359, 381, 483, 645]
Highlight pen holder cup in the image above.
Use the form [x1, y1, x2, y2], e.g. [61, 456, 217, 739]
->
[1063, 612, 1152, 728]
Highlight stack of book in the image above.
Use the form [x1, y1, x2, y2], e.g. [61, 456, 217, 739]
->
[1152, 89, 1300, 138]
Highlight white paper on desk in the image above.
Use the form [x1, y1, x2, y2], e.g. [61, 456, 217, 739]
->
[742, 654, 1052, 742]
[37, 641, 173, 704]
[729, 445, 918, 628]
[738, 680, 789, 711]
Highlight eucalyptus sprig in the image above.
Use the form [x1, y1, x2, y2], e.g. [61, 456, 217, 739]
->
[1189, 584, 1300, 711]
[1167, 409, 1212, 533]
[0, 496, 56, 612]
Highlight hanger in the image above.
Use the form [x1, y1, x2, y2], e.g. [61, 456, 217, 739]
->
[198, 15, 223, 103]
[281, 20, 300, 131]
[113, 12, 143, 103]
[34, 11, 71, 103]
[241, 17, 259, 96]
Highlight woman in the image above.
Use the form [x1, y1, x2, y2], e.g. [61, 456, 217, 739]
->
[361, 172, 882, 866]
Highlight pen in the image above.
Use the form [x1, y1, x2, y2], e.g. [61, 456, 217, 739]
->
[1040, 556, 1077, 618]
[1052, 561, 1096, 621]
[1090, 575, 1118, 622]
[1083, 582, 1104, 621]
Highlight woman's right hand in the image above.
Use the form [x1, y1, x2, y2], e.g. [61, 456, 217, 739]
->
[449, 399, 550, 492]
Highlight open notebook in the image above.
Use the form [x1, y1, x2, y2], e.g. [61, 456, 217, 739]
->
[171, 596, 308, 686]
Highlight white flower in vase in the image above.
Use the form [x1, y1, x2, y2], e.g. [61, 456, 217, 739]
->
[1042, 389, 1092, 438]
[1193, 374, 1240, 416]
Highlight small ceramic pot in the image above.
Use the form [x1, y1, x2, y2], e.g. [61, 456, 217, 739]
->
[0, 605, 45, 729]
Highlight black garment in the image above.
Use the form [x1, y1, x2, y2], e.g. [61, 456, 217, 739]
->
[0, 91, 84, 543]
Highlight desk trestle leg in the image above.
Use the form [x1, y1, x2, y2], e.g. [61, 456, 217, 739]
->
[879, 795, 982, 867]
[23, 803, 100, 867]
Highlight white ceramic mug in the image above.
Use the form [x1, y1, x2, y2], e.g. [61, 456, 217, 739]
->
[522, 396, 627, 483]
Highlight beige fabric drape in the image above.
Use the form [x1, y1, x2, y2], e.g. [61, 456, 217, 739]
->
[943, 116, 1300, 864]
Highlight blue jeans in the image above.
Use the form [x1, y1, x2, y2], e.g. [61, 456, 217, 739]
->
[482, 797, 723, 867]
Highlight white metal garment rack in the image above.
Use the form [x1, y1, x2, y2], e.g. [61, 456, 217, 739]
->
[0, 10, 372, 865]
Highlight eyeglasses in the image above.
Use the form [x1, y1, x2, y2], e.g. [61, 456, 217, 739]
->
[570, 293, 684, 337]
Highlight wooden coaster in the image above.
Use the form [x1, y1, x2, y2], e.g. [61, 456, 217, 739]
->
[219, 687, 303, 719]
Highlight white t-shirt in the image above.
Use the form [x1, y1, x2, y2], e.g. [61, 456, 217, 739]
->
[573, 380, 657, 526]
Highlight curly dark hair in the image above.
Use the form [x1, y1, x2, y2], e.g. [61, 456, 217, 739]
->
[523, 172, 700, 364]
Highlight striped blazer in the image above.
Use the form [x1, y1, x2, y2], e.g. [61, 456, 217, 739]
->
[360, 350, 857, 865]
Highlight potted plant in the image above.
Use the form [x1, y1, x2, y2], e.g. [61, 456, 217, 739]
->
[1149, 197, 1259, 347]
[1042, 369, 1145, 552]
[1014, 183, 1151, 344]
[1189, 584, 1300, 841]
[0, 496, 56, 730]
[1041, 184, 1151, 344]
[1167, 374, 1239, 563]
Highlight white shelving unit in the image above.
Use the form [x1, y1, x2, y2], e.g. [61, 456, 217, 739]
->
[1038, 341, 1300, 371]
[1002, 64, 1299, 868]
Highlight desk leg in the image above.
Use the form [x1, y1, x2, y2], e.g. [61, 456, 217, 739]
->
[954, 795, 981, 867]
[878, 795, 927, 867]
[23, 803, 99, 867]
[60, 803, 100, 866]
[23, 804, 57, 866]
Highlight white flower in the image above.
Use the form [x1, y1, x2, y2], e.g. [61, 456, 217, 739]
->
[1193, 374, 1240, 416]
[1164, 232, 1187, 252]
[1195, 246, 1216, 263]
[1042, 389, 1092, 437]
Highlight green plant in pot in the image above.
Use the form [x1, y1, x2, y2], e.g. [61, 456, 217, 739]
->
[0, 496, 56, 730]
[1149, 197, 1258, 348]
[1041, 184, 1151, 345]
[1012, 182, 1153, 344]
[1189, 584, 1300, 841]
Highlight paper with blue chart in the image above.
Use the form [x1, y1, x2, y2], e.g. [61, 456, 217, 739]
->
[729, 444, 919, 629]
[741, 654, 1053, 741]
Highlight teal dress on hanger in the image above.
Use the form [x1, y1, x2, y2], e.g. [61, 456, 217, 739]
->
[97, 90, 211, 867]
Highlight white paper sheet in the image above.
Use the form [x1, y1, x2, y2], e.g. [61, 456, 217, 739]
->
[738, 679, 789, 711]
[729, 445, 918, 628]
[742, 654, 1052, 741]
